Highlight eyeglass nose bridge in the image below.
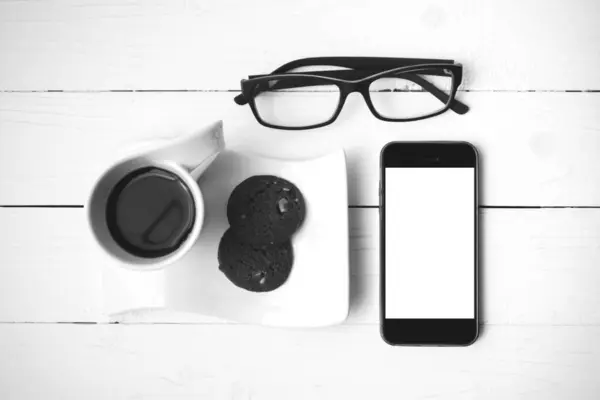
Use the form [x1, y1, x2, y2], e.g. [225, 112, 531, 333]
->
[336, 80, 374, 109]
[338, 80, 371, 100]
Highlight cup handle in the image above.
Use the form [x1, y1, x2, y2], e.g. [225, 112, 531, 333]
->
[146, 120, 225, 179]
[189, 152, 221, 180]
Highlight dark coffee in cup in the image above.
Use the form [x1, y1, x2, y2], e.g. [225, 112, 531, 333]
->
[106, 167, 196, 258]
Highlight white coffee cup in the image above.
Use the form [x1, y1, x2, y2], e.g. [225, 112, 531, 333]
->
[87, 121, 225, 270]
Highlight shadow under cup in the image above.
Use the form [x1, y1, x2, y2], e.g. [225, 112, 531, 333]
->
[88, 157, 204, 268]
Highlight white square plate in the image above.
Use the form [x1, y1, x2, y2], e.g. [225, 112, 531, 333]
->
[103, 149, 349, 327]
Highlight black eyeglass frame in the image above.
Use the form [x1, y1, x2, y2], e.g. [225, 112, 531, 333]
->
[234, 57, 468, 130]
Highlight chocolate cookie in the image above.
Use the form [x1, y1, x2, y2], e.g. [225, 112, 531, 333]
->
[218, 229, 293, 292]
[227, 175, 306, 244]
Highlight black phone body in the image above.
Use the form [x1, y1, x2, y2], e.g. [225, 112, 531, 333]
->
[380, 141, 479, 346]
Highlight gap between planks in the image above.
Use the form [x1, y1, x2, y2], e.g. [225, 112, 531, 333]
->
[1, 321, 600, 327]
[2, 205, 600, 209]
[1, 89, 600, 94]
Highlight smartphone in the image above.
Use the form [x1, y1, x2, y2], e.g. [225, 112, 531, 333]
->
[380, 141, 479, 346]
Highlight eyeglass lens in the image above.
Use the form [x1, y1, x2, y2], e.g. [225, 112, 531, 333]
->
[253, 77, 341, 128]
[369, 71, 454, 119]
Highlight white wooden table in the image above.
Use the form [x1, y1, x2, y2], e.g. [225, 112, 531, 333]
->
[1, 1, 599, 398]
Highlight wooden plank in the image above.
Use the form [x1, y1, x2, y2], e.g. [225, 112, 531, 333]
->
[0, 324, 599, 399]
[1, 92, 600, 206]
[0, 208, 102, 322]
[0, 0, 598, 90]
[1, 207, 600, 325]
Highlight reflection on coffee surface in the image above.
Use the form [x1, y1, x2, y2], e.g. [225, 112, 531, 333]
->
[106, 167, 195, 258]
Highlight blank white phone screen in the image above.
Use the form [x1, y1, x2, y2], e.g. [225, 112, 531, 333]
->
[385, 167, 475, 319]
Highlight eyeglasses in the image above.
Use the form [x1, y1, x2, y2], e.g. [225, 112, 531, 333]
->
[234, 57, 469, 130]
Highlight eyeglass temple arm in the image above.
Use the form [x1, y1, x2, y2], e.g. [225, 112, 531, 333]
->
[235, 69, 469, 115]
[271, 57, 455, 72]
